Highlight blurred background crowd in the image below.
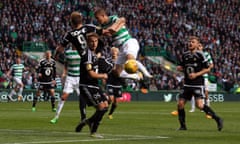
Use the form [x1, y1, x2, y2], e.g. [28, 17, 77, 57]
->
[0, 0, 239, 92]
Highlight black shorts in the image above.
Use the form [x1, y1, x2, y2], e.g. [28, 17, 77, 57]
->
[80, 85, 107, 107]
[38, 83, 55, 90]
[106, 85, 122, 98]
[179, 85, 205, 101]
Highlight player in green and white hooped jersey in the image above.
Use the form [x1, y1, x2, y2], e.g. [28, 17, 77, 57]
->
[198, 43, 213, 106]
[94, 8, 152, 80]
[7, 57, 25, 101]
[189, 43, 214, 115]
[50, 47, 82, 124]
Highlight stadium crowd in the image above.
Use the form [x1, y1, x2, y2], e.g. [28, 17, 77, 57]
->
[0, 0, 239, 92]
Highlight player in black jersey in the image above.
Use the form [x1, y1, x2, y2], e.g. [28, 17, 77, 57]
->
[55, 11, 110, 58]
[105, 47, 124, 119]
[54, 11, 110, 121]
[32, 50, 56, 112]
[75, 33, 109, 138]
[176, 36, 223, 131]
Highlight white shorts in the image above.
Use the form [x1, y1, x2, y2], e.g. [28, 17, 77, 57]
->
[63, 76, 80, 95]
[116, 38, 139, 65]
[13, 77, 23, 85]
[204, 78, 209, 91]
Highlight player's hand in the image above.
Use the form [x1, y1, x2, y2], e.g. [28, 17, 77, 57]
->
[176, 66, 183, 71]
[102, 29, 112, 36]
[52, 80, 56, 85]
[61, 73, 66, 79]
[38, 73, 42, 78]
[188, 73, 197, 79]
[102, 74, 108, 79]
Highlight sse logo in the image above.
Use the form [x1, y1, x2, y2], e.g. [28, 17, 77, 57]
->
[209, 94, 224, 102]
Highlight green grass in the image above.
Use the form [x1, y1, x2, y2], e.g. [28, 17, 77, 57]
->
[0, 101, 239, 144]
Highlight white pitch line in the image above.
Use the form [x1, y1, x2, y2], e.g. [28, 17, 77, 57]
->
[0, 129, 169, 144]
[3, 136, 169, 144]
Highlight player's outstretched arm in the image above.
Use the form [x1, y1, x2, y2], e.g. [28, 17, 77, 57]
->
[88, 70, 108, 80]
[54, 45, 64, 60]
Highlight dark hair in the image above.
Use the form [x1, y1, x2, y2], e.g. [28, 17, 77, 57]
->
[94, 8, 106, 16]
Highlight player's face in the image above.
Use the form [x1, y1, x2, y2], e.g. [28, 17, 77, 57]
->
[45, 52, 52, 59]
[198, 44, 203, 51]
[95, 14, 107, 24]
[111, 49, 119, 59]
[88, 36, 98, 51]
[188, 39, 199, 51]
[16, 58, 21, 64]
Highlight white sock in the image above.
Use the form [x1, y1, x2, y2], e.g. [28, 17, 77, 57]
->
[9, 89, 16, 97]
[18, 87, 23, 97]
[55, 99, 65, 119]
[190, 97, 195, 110]
[206, 99, 210, 106]
[136, 60, 152, 78]
[119, 70, 140, 80]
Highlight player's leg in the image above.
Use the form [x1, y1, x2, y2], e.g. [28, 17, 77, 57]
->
[49, 88, 56, 112]
[76, 87, 108, 138]
[32, 88, 41, 112]
[116, 63, 142, 80]
[50, 92, 69, 124]
[205, 80, 210, 106]
[79, 94, 87, 121]
[177, 98, 187, 130]
[51, 77, 75, 123]
[195, 87, 223, 131]
[124, 38, 152, 78]
[75, 86, 92, 132]
[196, 98, 223, 131]
[189, 96, 195, 112]
[17, 82, 24, 101]
[7, 87, 17, 101]
[177, 88, 190, 130]
[108, 87, 122, 119]
[108, 95, 115, 119]
[7, 78, 18, 101]
[89, 101, 108, 138]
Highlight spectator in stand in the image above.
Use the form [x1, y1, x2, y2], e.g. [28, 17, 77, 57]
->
[0, 0, 239, 91]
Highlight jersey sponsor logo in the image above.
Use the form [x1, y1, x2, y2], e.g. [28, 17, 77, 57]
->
[86, 64, 92, 71]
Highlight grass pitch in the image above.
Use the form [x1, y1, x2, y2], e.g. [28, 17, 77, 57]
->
[0, 101, 239, 144]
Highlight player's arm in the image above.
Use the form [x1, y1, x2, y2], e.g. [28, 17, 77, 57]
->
[176, 66, 183, 71]
[88, 70, 108, 79]
[176, 56, 184, 71]
[85, 63, 108, 80]
[54, 33, 70, 60]
[189, 68, 211, 80]
[36, 61, 42, 78]
[62, 62, 68, 78]
[189, 56, 211, 79]
[54, 45, 65, 60]
[6, 68, 12, 78]
[53, 61, 56, 80]
[107, 17, 126, 33]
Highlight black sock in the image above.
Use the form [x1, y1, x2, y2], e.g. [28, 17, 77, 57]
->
[178, 108, 186, 127]
[32, 96, 38, 107]
[90, 107, 108, 133]
[51, 96, 55, 109]
[202, 105, 219, 120]
[109, 103, 117, 115]
[79, 96, 86, 121]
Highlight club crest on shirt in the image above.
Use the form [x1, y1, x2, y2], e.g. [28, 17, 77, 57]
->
[86, 63, 92, 70]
